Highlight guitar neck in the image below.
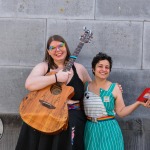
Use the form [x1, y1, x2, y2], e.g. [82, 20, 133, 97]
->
[63, 42, 84, 71]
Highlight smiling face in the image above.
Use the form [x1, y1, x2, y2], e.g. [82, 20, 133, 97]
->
[44, 35, 71, 69]
[91, 52, 112, 80]
[93, 59, 110, 79]
[47, 40, 67, 63]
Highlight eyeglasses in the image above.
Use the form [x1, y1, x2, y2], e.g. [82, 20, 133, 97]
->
[48, 42, 65, 51]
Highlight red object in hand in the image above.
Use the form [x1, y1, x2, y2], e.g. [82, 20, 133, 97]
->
[137, 88, 150, 102]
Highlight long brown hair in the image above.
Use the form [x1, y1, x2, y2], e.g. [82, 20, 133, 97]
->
[44, 35, 71, 69]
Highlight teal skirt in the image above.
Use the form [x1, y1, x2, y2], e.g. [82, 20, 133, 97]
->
[84, 119, 124, 150]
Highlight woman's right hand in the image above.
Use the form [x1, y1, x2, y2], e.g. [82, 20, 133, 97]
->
[117, 83, 123, 93]
[56, 69, 71, 83]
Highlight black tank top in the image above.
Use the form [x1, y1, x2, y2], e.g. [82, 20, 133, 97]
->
[67, 65, 84, 102]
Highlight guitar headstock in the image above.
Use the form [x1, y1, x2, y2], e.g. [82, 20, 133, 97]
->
[80, 26, 93, 43]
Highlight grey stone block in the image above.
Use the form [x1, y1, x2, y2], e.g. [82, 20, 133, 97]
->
[118, 118, 143, 150]
[0, 0, 94, 19]
[143, 22, 150, 69]
[117, 118, 150, 150]
[0, 18, 45, 66]
[96, 0, 150, 21]
[0, 67, 31, 113]
[144, 131, 150, 150]
[47, 20, 143, 69]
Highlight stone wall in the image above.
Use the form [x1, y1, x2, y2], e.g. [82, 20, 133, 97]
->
[0, 0, 150, 149]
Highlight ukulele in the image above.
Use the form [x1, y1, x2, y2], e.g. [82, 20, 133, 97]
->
[19, 27, 93, 134]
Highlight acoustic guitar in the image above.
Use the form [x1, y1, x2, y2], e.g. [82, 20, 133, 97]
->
[19, 27, 93, 134]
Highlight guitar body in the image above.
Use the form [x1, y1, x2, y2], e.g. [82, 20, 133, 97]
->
[20, 72, 74, 134]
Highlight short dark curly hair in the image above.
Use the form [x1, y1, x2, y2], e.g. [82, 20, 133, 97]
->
[91, 52, 113, 75]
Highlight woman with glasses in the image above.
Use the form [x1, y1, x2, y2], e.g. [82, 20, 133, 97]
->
[15, 35, 91, 150]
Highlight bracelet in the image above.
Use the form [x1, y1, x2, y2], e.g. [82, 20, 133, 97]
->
[55, 74, 58, 83]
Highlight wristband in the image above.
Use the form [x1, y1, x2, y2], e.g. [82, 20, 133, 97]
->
[55, 74, 58, 83]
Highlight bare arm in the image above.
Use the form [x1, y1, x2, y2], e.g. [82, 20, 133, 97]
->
[25, 62, 71, 91]
[114, 85, 150, 118]
[83, 67, 92, 83]
[79, 63, 92, 83]
[74, 63, 92, 83]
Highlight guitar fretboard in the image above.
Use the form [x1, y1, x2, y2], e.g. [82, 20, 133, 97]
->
[63, 42, 84, 71]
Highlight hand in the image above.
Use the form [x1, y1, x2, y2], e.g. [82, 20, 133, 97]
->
[145, 99, 150, 108]
[56, 69, 71, 83]
[117, 83, 123, 93]
[139, 99, 150, 108]
[144, 93, 150, 108]
[67, 99, 79, 104]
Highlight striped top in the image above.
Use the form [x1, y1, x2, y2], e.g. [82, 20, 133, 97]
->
[83, 83, 116, 118]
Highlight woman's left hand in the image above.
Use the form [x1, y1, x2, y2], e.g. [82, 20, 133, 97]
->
[139, 99, 150, 108]
[145, 99, 150, 108]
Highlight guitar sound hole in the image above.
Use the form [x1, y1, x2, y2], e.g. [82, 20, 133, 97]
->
[50, 83, 62, 95]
